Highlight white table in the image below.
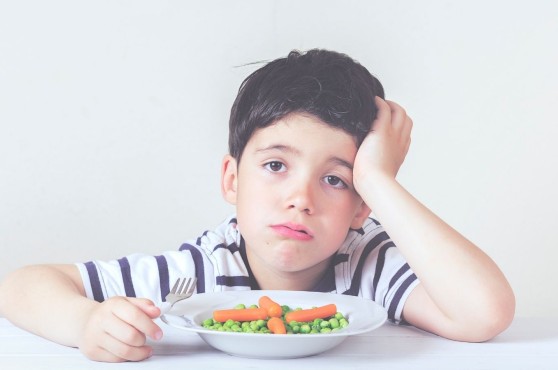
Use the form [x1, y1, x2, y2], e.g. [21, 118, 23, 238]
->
[1, 317, 557, 370]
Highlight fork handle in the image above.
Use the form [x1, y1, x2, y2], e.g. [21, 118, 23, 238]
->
[158, 302, 173, 316]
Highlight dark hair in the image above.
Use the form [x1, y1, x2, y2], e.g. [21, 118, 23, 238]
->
[228, 49, 385, 161]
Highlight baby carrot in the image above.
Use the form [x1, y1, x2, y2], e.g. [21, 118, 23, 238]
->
[285, 304, 338, 324]
[258, 295, 283, 318]
[213, 307, 268, 323]
[267, 316, 287, 334]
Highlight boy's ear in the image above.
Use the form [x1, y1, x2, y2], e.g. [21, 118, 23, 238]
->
[221, 154, 238, 205]
[350, 201, 372, 230]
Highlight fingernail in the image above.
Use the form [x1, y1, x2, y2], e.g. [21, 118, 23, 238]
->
[154, 330, 163, 341]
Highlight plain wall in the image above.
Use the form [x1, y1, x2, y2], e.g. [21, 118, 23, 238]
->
[1, 0, 557, 318]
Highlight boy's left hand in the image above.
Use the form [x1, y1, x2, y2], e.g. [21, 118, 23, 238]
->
[353, 97, 413, 192]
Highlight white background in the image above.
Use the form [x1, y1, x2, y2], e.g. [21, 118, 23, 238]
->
[1, 0, 556, 318]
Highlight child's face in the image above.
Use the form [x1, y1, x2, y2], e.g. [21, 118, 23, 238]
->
[222, 113, 370, 287]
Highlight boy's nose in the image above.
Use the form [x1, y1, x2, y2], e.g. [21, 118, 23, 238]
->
[286, 182, 315, 215]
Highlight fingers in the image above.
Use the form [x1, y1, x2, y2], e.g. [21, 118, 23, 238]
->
[373, 97, 412, 132]
[98, 334, 153, 362]
[375, 97, 411, 129]
[80, 297, 163, 362]
[128, 297, 162, 320]
[375, 96, 413, 148]
[112, 297, 163, 342]
[388, 101, 412, 156]
[386, 100, 412, 131]
[83, 337, 153, 363]
[372, 96, 392, 132]
[102, 311, 147, 347]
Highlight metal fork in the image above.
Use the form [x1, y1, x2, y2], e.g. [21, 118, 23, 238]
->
[165, 277, 197, 308]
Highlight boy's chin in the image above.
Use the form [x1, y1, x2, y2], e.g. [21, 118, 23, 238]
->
[267, 251, 331, 274]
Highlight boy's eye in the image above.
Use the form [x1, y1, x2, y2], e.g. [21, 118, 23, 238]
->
[264, 161, 286, 172]
[324, 175, 347, 189]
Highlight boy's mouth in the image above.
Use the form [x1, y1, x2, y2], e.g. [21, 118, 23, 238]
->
[270, 223, 314, 241]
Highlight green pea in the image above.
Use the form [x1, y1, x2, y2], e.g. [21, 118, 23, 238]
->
[300, 324, 311, 334]
[249, 321, 259, 331]
[208, 323, 220, 331]
[234, 303, 246, 309]
[329, 318, 340, 329]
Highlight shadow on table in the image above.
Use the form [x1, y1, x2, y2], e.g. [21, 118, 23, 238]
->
[490, 317, 558, 343]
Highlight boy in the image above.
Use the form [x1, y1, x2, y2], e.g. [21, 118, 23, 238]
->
[0, 49, 515, 362]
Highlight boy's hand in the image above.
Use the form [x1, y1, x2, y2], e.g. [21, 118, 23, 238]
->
[78, 297, 163, 362]
[353, 97, 413, 192]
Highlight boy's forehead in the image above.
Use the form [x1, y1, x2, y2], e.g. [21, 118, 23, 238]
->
[246, 113, 358, 157]
[252, 112, 355, 140]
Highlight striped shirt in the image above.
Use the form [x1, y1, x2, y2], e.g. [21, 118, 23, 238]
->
[76, 214, 419, 324]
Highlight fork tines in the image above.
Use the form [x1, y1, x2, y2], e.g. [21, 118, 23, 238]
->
[170, 277, 196, 295]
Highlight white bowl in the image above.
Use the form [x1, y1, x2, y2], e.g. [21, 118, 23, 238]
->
[161, 290, 387, 359]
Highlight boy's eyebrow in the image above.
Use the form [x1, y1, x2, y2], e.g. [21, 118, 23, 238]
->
[255, 144, 299, 155]
[330, 157, 354, 171]
[255, 144, 354, 170]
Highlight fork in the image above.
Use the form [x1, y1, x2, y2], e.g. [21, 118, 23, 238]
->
[164, 277, 197, 310]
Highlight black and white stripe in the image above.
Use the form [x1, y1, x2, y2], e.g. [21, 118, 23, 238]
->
[76, 215, 418, 323]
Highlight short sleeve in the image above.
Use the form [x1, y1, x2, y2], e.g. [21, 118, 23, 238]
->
[334, 218, 420, 324]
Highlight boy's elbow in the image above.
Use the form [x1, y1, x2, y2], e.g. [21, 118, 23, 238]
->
[463, 289, 516, 342]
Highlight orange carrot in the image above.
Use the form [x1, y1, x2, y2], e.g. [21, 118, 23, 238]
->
[284, 303, 338, 323]
[258, 295, 283, 318]
[213, 307, 268, 323]
[267, 316, 287, 334]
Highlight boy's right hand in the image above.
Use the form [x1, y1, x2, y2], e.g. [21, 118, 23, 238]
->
[78, 296, 163, 362]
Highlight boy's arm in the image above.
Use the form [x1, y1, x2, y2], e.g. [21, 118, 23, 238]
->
[353, 98, 515, 342]
[0, 264, 162, 361]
